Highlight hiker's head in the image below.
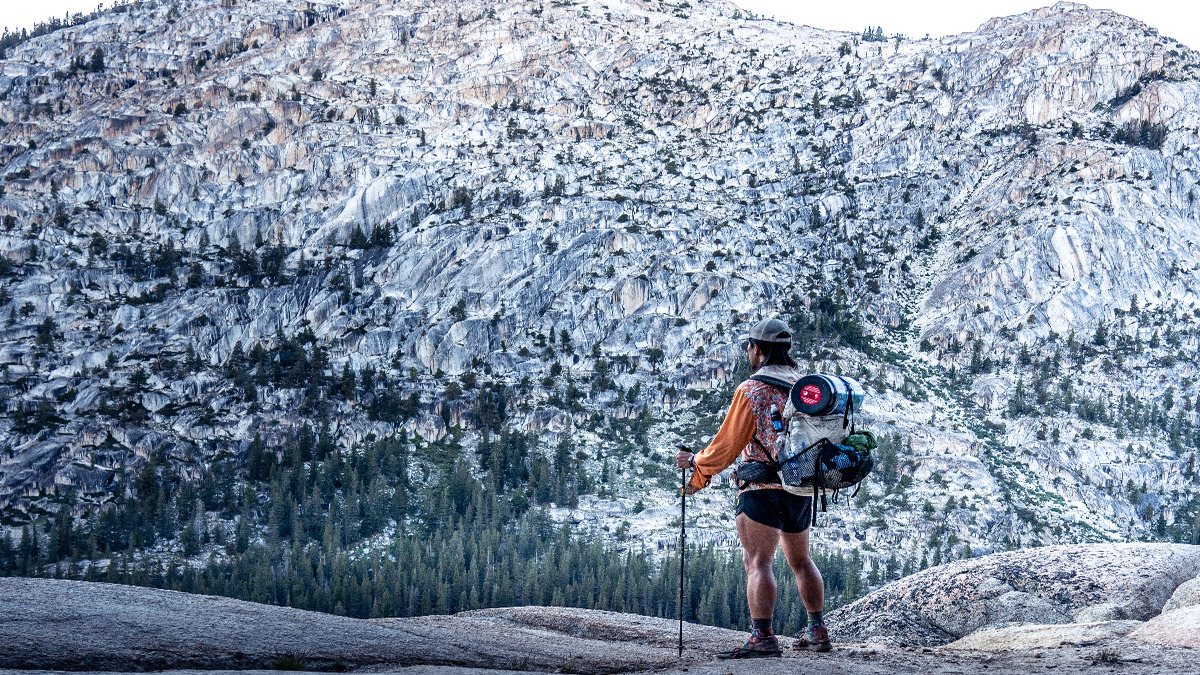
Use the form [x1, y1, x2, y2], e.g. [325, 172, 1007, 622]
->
[741, 319, 796, 370]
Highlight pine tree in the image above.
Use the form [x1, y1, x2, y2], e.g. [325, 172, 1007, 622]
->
[181, 520, 200, 556]
[234, 511, 251, 554]
[52, 508, 72, 560]
[369, 223, 393, 248]
[88, 47, 105, 73]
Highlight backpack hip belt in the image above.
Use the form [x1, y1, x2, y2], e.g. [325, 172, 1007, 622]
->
[733, 460, 781, 489]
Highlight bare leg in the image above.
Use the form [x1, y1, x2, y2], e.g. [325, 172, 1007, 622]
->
[780, 526, 825, 613]
[735, 512, 780, 621]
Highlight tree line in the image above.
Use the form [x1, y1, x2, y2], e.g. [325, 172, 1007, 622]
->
[0, 422, 865, 634]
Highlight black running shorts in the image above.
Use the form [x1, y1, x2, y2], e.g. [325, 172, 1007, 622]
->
[735, 489, 813, 534]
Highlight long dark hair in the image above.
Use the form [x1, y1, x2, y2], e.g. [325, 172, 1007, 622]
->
[752, 339, 797, 368]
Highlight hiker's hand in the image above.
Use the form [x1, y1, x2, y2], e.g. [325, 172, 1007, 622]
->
[675, 448, 694, 469]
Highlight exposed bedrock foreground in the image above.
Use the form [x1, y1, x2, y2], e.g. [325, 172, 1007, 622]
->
[1, 544, 1198, 675]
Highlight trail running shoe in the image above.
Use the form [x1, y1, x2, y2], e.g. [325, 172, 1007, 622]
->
[716, 632, 782, 659]
[795, 623, 832, 652]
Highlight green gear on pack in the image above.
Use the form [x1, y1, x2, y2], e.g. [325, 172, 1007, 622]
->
[842, 430, 878, 454]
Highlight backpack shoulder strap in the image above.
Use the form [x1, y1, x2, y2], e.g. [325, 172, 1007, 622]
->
[748, 375, 793, 396]
[750, 435, 782, 469]
[746, 376, 793, 467]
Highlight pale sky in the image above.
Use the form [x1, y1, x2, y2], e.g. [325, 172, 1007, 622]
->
[3, 1, 1199, 50]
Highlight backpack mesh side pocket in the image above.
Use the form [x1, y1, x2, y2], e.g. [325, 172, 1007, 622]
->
[815, 443, 875, 490]
[777, 440, 823, 487]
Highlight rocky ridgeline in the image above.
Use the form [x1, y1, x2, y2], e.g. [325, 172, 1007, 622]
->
[0, 0, 1198, 569]
[1, 544, 1198, 674]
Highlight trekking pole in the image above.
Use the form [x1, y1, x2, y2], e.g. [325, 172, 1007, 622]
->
[676, 444, 691, 658]
[679, 464, 685, 657]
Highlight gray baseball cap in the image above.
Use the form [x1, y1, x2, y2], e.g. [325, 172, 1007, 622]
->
[738, 318, 792, 344]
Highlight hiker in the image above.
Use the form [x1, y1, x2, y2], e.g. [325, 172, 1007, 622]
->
[674, 318, 831, 657]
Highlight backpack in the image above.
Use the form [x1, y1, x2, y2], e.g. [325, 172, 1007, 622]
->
[743, 374, 876, 526]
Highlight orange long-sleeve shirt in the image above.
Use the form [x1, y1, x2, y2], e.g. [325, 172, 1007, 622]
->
[687, 389, 757, 492]
[687, 369, 796, 493]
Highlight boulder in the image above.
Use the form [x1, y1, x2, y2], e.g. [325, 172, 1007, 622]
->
[827, 544, 1200, 646]
[413, 412, 446, 442]
[1131, 605, 1200, 648]
[1074, 602, 1132, 623]
[947, 620, 1143, 651]
[1160, 577, 1200, 613]
[140, 391, 171, 413]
